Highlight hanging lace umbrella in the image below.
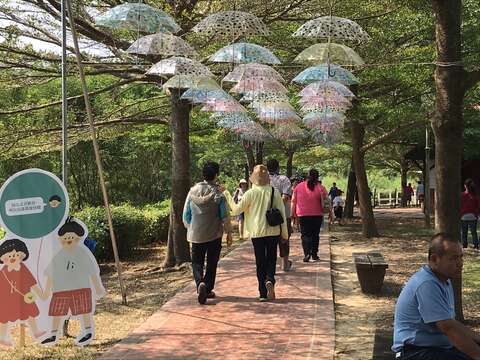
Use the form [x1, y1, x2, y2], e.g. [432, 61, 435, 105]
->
[192, 11, 269, 39]
[126, 33, 197, 57]
[293, 16, 370, 44]
[293, 64, 359, 85]
[299, 94, 350, 105]
[294, 43, 364, 66]
[255, 108, 301, 124]
[249, 100, 295, 112]
[162, 75, 216, 90]
[95, 3, 181, 34]
[311, 126, 344, 145]
[181, 88, 232, 103]
[201, 99, 247, 113]
[209, 43, 281, 64]
[230, 78, 287, 95]
[303, 110, 346, 123]
[147, 57, 212, 77]
[301, 98, 351, 112]
[240, 92, 289, 103]
[271, 123, 308, 141]
[238, 122, 272, 142]
[303, 113, 345, 130]
[300, 81, 355, 98]
[223, 63, 284, 83]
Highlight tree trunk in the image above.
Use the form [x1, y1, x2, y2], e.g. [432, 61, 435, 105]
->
[344, 159, 356, 218]
[431, 0, 465, 321]
[255, 142, 264, 165]
[163, 205, 176, 268]
[167, 89, 191, 266]
[351, 120, 379, 238]
[243, 140, 256, 173]
[400, 158, 408, 207]
[286, 149, 294, 178]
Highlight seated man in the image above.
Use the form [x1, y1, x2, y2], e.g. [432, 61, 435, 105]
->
[392, 233, 480, 360]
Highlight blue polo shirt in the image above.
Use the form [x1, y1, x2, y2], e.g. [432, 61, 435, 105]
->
[392, 265, 455, 352]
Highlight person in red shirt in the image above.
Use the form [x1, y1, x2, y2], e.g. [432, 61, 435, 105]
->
[460, 178, 479, 249]
[0, 239, 47, 347]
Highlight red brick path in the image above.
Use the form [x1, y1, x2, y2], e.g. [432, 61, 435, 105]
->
[102, 234, 334, 359]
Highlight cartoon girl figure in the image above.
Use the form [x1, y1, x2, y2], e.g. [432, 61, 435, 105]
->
[0, 238, 47, 347]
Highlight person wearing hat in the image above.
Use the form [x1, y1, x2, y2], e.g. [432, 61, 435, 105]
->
[224, 165, 288, 302]
[233, 179, 249, 240]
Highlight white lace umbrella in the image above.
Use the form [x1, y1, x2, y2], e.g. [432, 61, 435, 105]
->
[147, 56, 212, 77]
[293, 16, 370, 44]
[127, 33, 197, 57]
[209, 43, 281, 64]
[192, 11, 269, 39]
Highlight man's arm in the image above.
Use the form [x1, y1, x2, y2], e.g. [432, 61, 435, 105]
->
[219, 197, 233, 246]
[436, 319, 480, 359]
[182, 193, 192, 228]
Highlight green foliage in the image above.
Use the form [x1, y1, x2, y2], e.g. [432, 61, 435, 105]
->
[74, 201, 170, 261]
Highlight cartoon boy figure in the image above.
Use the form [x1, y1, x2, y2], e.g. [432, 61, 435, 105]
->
[49, 195, 62, 209]
[41, 219, 105, 346]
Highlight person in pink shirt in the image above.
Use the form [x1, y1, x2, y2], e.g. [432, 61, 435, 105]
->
[291, 169, 325, 262]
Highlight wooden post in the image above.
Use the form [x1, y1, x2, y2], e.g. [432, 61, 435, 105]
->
[65, 0, 127, 305]
[19, 324, 26, 347]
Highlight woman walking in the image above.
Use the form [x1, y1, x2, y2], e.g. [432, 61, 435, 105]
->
[225, 165, 288, 301]
[461, 178, 479, 249]
[291, 169, 325, 262]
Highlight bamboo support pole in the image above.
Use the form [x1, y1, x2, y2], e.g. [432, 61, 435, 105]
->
[64, 0, 127, 305]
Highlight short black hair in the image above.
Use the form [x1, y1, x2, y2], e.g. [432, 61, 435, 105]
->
[266, 159, 279, 174]
[428, 233, 458, 260]
[49, 195, 61, 202]
[0, 239, 29, 263]
[58, 219, 85, 237]
[202, 161, 220, 181]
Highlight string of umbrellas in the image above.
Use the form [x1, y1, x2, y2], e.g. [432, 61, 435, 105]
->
[94, 3, 371, 145]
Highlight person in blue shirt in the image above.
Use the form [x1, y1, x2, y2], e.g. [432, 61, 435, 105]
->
[392, 233, 480, 359]
[183, 161, 232, 305]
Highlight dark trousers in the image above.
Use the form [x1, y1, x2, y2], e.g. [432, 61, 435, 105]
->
[252, 236, 278, 298]
[461, 220, 478, 248]
[279, 218, 292, 258]
[399, 345, 473, 359]
[299, 216, 323, 257]
[191, 238, 222, 293]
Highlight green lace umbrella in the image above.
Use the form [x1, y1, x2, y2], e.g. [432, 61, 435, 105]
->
[294, 43, 364, 66]
[95, 3, 181, 34]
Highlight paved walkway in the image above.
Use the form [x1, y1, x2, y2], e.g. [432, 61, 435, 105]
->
[102, 234, 334, 359]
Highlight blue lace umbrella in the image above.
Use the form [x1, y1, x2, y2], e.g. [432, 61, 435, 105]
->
[293, 64, 359, 85]
[95, 3, 181, 34]
[209, 43, 281, 64]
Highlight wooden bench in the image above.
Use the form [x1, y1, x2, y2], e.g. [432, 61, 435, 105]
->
[353, 251, 388, 294]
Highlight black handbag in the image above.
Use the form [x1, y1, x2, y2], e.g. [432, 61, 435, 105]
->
[266, 187, 284, 226]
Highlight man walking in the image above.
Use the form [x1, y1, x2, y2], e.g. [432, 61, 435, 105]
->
[392, 233, 480, 359]
[183, 161, 232, 305]
[267, 159, 293, 272]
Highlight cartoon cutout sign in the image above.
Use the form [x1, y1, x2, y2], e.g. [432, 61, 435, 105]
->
[0, 169, 106, 348]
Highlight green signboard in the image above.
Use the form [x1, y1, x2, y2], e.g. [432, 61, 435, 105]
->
[0, 169, 69, 239]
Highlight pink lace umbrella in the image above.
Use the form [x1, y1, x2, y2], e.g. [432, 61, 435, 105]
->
[256, 109, 301, 124]
[271, 123, 307, 141]
[300, 81, 355, 98]
[299, 93, 350, 105]
[230, 78, 288, 95]
[201, 99, 247, 112]
[301, 98, 352, 112]
[223, 63, 284, 83]
[249, 100, 295, 111]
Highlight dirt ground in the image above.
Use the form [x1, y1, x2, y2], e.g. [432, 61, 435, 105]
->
[0, 235, 244, 360]
[331, 210, 480, 360]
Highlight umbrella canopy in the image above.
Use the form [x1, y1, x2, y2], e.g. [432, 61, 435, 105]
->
[303, 110, 346, 123]
[223, 63, 284, 83]
[230, 78, 287, 94]
[293, 16, 370, 44]
[255, 108, 301, 124]
[147, 57, 212, 77]
[181, 88, 231, 103]
[271, 123, 307, 141]
[209, 43, 281, 64]
[293, 64, 359, 85]
[240, 92, 289, 103]
[95, 3, 181, 34]
[303, 114, 345, 130]
[192, 11, 269, 39]
[201, 99, 247, 113]
[126, 33, 197, 57]
[300, 81, 355, 98]
[301, 99, 351, 112]
[162, 75, 214, 90]
[312, 127, 344, 145]
[299, 93, 350, 105]
[294, 43, 364, 66]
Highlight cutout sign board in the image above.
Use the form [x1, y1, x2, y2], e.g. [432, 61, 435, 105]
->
[0, 169, 105, 348]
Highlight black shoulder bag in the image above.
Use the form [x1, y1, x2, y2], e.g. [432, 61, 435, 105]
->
[266, 187, 284, 226]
